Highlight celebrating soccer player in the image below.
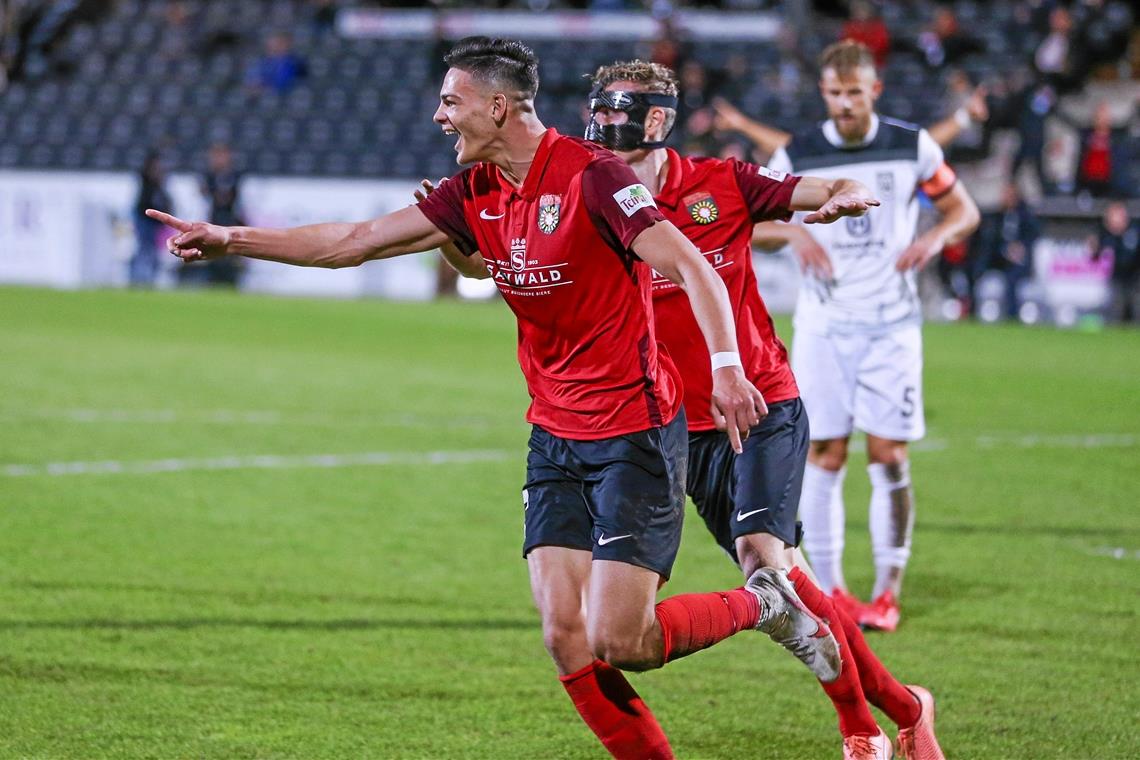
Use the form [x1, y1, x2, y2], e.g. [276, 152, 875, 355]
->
[148, 37, 843, 760]
[583, 60, 946, 760]
[431, 57, 945, 760]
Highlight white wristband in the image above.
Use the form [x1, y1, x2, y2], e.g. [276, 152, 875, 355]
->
[954, 107, 971, 129]
[711, 351, 743, 371]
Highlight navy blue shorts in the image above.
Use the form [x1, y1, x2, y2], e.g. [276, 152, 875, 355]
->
[522, 410, 688, 579]
[686, 398, 808, 564]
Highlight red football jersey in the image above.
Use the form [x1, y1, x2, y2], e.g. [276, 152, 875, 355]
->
[418, 128, 682, 440]
[650, 149, 801, 432]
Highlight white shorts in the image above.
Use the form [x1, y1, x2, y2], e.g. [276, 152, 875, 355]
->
[791, 325, 925, 442]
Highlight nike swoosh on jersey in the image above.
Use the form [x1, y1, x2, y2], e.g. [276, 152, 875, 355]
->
[736, 507, 769, 522]
[479, 209, 505, 220]
[597, 533, 633, 546]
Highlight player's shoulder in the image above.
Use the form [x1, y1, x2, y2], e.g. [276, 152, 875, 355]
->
[872, 116, 922, 151]
[456, 163, 498, 199]
[683, 154, 732, 183]
[554, 134, 614, 168]
[785, 121, 835, 161]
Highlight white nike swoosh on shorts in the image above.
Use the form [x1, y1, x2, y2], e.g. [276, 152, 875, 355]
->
[597, 533, 633, 546]
[479, 209, 505, 220]
[736, 507, 769, 522]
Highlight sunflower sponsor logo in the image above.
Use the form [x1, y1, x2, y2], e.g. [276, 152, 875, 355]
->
[684, 192, 719, 225]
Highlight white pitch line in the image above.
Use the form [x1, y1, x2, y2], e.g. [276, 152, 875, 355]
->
[1081, 546, 1140, 561]
[2, 449, 515, 478]
[974, 433, 1138, 449]
[1, 408, 509, 429]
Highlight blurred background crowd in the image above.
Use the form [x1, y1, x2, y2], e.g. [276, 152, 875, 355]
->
[0, 0, 1136, 323]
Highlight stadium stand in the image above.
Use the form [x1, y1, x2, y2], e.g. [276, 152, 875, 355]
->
[0, 1, 1133, 187]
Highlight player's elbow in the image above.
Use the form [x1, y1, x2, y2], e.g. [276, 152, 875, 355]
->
[314, 248, 366, 269]
[961, 200, 981, 235]
[465, 262, 492, 280]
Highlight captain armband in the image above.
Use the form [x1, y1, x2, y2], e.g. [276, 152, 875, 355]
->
[919, 162, 957, 200]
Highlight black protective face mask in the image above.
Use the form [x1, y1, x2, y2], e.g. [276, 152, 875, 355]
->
[584, 87, 679, 151]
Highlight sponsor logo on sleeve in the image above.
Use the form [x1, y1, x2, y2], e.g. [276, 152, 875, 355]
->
[757, 166, 788, 182]
[613, 183, 657, 217]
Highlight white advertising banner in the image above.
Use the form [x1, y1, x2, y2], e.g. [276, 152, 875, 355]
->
[0, 171, 438, 299]
[1034, 237, 1111, 310]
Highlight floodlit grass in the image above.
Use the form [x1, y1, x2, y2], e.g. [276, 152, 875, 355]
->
[1, 286, 1137, 759]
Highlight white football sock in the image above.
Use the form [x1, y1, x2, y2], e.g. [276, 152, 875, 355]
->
[799, 462, 846, 594]
[868, 460, 915, 599]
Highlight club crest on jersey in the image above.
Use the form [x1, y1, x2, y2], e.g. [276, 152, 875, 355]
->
[537, 194, 561, 234]
[510, 238, 527, 271]
[684, 192, 719, 225]
[845, 215, 872, 237]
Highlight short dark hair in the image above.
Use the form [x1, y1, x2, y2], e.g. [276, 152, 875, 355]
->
[444, 36, 540, 100]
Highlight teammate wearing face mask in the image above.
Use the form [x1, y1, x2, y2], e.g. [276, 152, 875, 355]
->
[585, 60, 938, 760]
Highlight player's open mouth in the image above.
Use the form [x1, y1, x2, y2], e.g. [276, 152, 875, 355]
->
[443, 127, 461, 153]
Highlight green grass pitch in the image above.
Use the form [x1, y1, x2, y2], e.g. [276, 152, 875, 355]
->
[1, 286, 1137, 759]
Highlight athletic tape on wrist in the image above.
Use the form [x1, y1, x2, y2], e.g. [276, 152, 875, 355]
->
[711, 351, 743, 371]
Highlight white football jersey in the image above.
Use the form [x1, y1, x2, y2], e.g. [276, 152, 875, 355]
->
[768, 115, 947, 335]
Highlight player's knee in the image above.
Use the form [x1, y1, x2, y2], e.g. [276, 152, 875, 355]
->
[867, 439, 908, 469]
[809, 438, 848, 471]
[541, 618, 588, 667]
[587, 631, 655, 672]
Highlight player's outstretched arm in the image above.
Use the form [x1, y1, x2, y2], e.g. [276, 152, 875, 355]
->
[927, 85, 989, 148]
[792, 177, 880, 224]
[896, 181, 980, 271]
[146, 205, 452, 269]
[413, 179, 490, 280]
[631, 221, 767, 454]
[712, 98, 792, 154]
[753, 221, 834, 280]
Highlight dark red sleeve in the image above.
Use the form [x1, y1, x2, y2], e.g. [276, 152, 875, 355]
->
[580, 154, 666, 255]
[416, 170, 479, 256]
[730, 159, 801, 223]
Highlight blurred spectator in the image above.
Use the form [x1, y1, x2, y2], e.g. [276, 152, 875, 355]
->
[191, 143, 245, 287]
[1091, 202, 1139, 323]
[158, 1, 194, 62]
[1008, 79, 1059, 195]
[309, 0, 338, 35]
[130, 151, 173, 287]
[677, 59, 711, 120]
[1075, 101, 1128, 198]
[1, 0, 81, 82]
[915, 6, 984, 70]
[841, 0, 889, 68]
[931, 69, 990, 162]
[643, 16, 687, 73]
[247, 32, 306, 95]
[1033, 5, 1085, 91]
[1079, 0, 1133, 74]
[970, 183, 1041, 319]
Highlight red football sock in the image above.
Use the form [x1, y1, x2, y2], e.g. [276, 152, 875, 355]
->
[653, 588, 759, 662]
[788, 567, 880, 737]
[560, 659, 674, 760]
[831, 600, 922, 728]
